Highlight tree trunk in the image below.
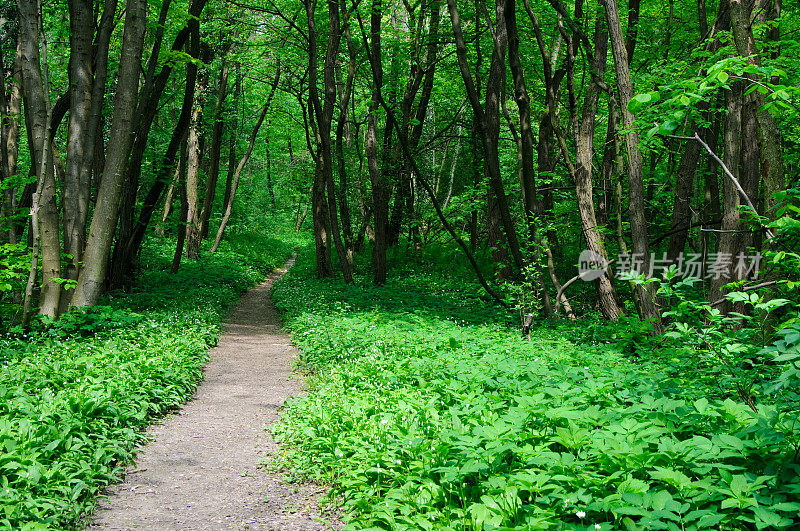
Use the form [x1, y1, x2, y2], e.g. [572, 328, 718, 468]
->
[447, 0, 523, 275]
[62, 0, 95, 303]
[667, 134, 702, 260]
[171, 139, 189, 273]
[16, 0, 61, 317]
[108, 0, 204, 288]
[304, 0, 337, 278]
[601, 0, 662, 331]
[61, 0, 117, 300]
[710, 81, 743, 306]
[0, 41, 22, 244]
[184, 63, 208, 260]
[729, 0, 784, 220]
[209, 66, 280, 253]
[223, 64, 241, 210]
[367, 0, 389, 285]
[200, 49, 232, 240]
[336, 11, 356, 264]
[574, 17, 623, 321]
[71, 0, 147, 308]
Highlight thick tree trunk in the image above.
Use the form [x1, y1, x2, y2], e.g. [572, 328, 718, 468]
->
[729, 0, 784, 220]
[602, 0, 662, 331]
[62, 0, 95, 306]
[71, 0, 147, 308]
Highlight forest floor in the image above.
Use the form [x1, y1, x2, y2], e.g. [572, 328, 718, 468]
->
[89, 257, 336, 530]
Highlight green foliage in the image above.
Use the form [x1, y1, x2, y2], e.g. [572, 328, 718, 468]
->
[0, 231, 293, 528]
[272, 249, 800, 530]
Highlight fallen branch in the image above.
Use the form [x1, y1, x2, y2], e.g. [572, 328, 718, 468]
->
[669, 132, 775, 240]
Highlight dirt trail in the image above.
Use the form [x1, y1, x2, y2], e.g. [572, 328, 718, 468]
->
[90, 258, 334, 530]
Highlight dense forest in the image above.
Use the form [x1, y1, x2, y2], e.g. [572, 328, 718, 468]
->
[0, 0, 799, 528]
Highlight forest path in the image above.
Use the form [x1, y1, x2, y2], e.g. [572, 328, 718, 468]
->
[90, 257, 334, 530]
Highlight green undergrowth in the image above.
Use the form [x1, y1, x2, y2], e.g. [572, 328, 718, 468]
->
[272, 250, 800, 530]
[0, 230, 297, 529]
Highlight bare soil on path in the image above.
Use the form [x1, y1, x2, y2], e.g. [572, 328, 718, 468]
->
[90, 258, 335, 530]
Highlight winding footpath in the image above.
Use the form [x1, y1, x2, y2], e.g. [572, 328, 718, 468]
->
[90, 258, 335, 530]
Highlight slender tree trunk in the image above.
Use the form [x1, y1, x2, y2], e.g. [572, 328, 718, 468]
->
[171, 140, 189, 273]
[71, 0, 147, 308]
[710, 82, 743, 305]
[0, 41, 21, 244]
[667, 137, 702, 260]
[223, 64, 241, 210]
[265, 129, 275, 209]
[336, 11, 356, 264]
[367, 0, 389, 285]
[447, 0, 523, 275]
[505, 0, 538, 248]
[210, 66, 280, 253]
[184, 63, 208, 260]
[155, 167, 179, 237]
[625, 0, 640, 62]
[16, 0, 61, 317]
[200, 50, 232, 240]
[698, 0, 709, 38]
[304, 0, 337, 278]
[602, 0, 662, 331]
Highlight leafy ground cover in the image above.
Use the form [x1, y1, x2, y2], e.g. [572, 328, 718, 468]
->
[0, 230, 297, 529]
[272, 249, 800, 530]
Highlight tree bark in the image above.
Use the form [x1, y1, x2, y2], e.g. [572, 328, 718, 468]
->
[62, 0, 96, 302]
[710, 81, 743, 306]
[304, 0, 337, 278]
[601, 0, 662, 331]
[365, 0, 389, 285]
[574, 17, 623, 321]
[171, 139, 189, 273]
[16, 0, 61, 317]
[667, 136, 702, 261]
[199, 52, 232, 240]
[184, 61, 208, 260]
[729, 0, 784, 220]
[447, 0, 523, 275]
[71, 0, 147, 308]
